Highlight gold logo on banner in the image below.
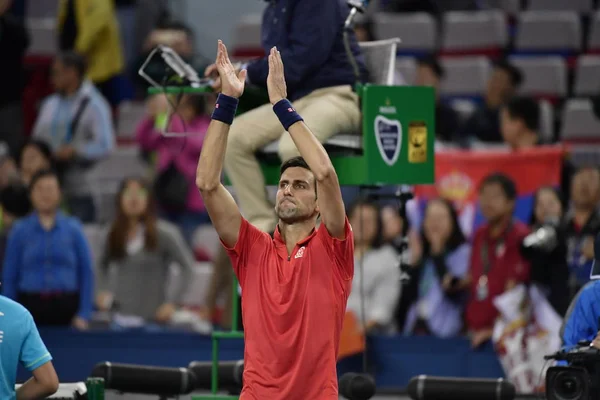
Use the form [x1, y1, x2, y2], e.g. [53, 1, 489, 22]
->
[408, 121, 427, 163]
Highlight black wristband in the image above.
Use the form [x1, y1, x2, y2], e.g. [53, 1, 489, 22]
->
[273, 99, 304, 131]
[211, 94, 239, 125]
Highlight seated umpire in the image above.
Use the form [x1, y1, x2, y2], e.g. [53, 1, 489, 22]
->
[205, 0, 368, 233]
[562, 232, 600, 348]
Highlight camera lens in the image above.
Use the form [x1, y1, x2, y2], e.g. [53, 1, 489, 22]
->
[554, 372, 583, 400]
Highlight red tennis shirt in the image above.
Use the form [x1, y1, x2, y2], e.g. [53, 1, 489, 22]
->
[222, 217, 354, 400]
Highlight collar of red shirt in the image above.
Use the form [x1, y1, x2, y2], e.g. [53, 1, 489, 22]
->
[273, 224, 317, 248]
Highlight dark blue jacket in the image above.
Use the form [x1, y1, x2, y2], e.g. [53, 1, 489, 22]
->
[562, 280, 600, 348]
[247, 0, 368, 101]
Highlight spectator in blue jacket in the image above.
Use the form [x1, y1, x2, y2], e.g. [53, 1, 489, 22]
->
[2, 169, 94, 330]
[562, 232, 600, 348]
[205, 0, 368, 234]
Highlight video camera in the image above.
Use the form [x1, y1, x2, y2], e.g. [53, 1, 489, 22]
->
[544, 342, 600, 400]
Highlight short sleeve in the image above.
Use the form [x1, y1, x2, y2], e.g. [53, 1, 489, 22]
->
[318, 216, 354, 280]
[19, 311, 52, 371]
[220, 218, 270, 287]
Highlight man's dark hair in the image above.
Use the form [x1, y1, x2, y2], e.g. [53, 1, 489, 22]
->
[29, 169, 60, 192]
[0, 183, 31, 218]
[280, 156, 317, 196]
[479, 172, 517, 201]
[156, 20, 194, 41]
[56, 51, 87, 78]
[494, 60, 523, 88]
[505, 96, 540, 132]
[418, 55, 444, 79]
[17, 139, 54, 169]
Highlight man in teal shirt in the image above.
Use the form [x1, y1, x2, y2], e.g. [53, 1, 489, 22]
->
[0, 295, 58, 399]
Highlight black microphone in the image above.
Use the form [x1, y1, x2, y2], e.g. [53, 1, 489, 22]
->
[90, 362, 196, 396]
[339, 373, 376, 400]
[407, 376, 516, 400]
[188, 360, 244, 390]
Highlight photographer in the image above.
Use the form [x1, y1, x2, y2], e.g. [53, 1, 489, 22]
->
[521, 187, 570, 316]
[562, 232, 600, 348]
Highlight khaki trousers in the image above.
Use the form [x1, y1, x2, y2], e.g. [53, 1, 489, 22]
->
[224, 85, 361, 233]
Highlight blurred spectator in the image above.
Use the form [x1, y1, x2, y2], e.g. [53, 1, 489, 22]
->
[33, 52, 115, 223]
[5, 0, 24, 19]
[208, 0, 367, 234]
[0, 0, 29, 156]
[202, 245, 235, 329]
[466, 173, 530, 348]
[500, 97, 540, 149]
[345, 200, 401, 333]
[134, 20, 207, 96]
[115, 0, 138, 69]
[381, 204, 410, 253]
[565, 167, 600, 297]
[96, 178, 196, 324]
[354, 17, 375, 42]
[136, 94, 211, 244]
[2, 170, 94, 329]
[57, 0, 125, 105]
[0, 156, 19, 189]
[401, 198, 471, 337]
[133, 0, 169, 61]
[17, 140, 53, 187]
[0, 182, 31, 279]
[523, 187, 569, 315]
[458, 60, 522, 144]
[500, 96, 574, 199]
[416, 56, 460, 142]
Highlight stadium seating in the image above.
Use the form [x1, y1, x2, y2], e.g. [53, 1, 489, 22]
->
[527, 0, 594, 13]
[116, 101, 147, 140]
[561, 98, 600, 141]
[441, 10, 508, 56]
[509, 56, 568, 99]
[515, 11, 582, 54]
[231, 13, 263, 58]
[588, 11, 600, 52]
[439, 56, 491, 98]
[373, 12, 437, 55]
[573, 55, 600, 96]
[26, 18, 57, 56]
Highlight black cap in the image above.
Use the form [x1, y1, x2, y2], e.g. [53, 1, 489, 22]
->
[591, 233, 600, 279]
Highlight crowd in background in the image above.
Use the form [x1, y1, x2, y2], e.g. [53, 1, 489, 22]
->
[0, 0, 600, 390]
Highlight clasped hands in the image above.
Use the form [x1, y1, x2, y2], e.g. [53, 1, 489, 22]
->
[204, 41, 287, 105]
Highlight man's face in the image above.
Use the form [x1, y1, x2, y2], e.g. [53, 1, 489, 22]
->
[479, 183, 514, 223]
[500, 108, 522, 146]
[275, 167, 318, 224]
[51, 60, 76, 94]
[31, 176, 61, 213]
[571, 169, 600, 209]
[486, 68, 514, 108]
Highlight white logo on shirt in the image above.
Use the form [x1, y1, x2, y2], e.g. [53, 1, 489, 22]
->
[0, 330, 4, 343]
[295, 246, 306, 259]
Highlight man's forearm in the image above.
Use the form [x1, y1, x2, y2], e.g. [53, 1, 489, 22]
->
[274, 101, 334, 180]
[195, 120, 230, 191]
[196, 94, 239, 191]
[16, 377, 54, 400]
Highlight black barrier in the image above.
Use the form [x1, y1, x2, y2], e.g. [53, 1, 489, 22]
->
[90, 362, 196, 396]
[407, 375, 516, 400]
[188, 360, 244, 391]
